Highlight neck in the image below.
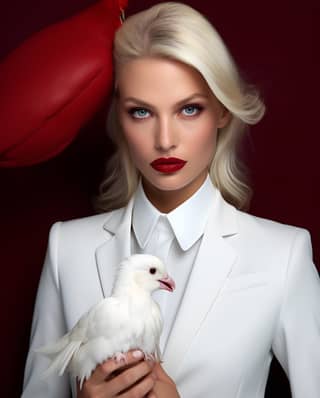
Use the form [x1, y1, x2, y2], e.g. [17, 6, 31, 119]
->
[141, 172, 207, 213]
[111, 275, 151, 299]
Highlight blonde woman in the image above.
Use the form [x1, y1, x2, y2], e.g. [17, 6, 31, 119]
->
[22, 2, 320, 398]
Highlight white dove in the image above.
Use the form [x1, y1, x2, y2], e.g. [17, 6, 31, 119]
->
[36, 254, 175, 387]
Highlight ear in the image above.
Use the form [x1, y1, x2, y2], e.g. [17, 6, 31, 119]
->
[217, 106, 232, 128]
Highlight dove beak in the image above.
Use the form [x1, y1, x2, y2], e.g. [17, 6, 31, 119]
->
[158, 274, 176, 292]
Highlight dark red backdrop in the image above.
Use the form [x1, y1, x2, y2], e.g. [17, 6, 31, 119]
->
[1, 1, 318, 397]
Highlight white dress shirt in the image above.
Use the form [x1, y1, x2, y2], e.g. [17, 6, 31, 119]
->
[131, 175, 217, 353]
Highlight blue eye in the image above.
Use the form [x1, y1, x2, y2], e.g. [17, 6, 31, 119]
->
[181, 104, 203, 117]
[129, 108, 151, 119]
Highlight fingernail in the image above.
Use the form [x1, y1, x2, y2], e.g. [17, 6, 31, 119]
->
[132, 350, 144, 359]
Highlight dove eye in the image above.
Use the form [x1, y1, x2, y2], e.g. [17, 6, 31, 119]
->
[149, 267, 157, 275]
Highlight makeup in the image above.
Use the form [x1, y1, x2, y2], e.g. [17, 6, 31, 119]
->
[150, 157, 187, 173]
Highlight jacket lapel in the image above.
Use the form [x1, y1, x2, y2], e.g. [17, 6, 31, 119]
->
[95, 198, 134, 298]
[163, 192, 238, 379]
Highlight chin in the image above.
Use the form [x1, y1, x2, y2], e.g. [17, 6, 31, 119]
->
[143, 173, 205, 195]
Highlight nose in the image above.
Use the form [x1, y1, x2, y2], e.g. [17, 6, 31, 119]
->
[154, 117, 178, 152]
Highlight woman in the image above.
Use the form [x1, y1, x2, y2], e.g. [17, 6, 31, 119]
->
[22, 2, 320, 397]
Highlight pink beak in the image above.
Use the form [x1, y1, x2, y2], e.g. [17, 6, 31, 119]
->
[158, 274, 176, 292]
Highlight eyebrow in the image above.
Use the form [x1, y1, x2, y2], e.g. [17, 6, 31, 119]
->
[122, 93, 209, 108]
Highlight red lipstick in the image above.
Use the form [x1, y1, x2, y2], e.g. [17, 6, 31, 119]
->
[150, 157, 187, 173]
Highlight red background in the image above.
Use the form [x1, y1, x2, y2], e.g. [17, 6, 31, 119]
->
[0, 0, 318, 396]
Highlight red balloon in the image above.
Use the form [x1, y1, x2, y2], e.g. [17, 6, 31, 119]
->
[0, 0, 128, 167]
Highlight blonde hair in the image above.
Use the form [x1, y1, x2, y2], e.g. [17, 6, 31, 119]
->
[95, 1, 265, 212]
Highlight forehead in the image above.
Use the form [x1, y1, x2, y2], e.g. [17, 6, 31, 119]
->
[116, 57, 213, 103]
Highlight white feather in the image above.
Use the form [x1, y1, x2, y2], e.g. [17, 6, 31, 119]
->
[36, 254, 175, 387]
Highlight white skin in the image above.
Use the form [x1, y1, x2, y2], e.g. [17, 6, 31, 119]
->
[117, 56, 230, 213]
[78, 56, 229, 397]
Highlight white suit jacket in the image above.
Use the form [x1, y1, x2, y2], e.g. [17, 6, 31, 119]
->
[22, 189, 320, 397]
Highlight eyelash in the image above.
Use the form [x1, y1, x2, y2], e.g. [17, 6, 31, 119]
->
[128, 108, 151, 119]
[127, 103, 204, 120]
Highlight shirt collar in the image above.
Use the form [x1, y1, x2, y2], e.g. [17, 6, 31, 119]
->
[132, 181, 161, 250]
[132, 175, 216, 251]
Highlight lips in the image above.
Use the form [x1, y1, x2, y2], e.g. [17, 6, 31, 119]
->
[150, 157, 187, 173]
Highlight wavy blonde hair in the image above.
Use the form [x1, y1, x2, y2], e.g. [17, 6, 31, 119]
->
[95, 2, 265, 212]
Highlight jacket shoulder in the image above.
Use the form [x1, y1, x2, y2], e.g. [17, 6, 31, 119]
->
[233, 210, 312, 268]
[238, 210, 310, 240]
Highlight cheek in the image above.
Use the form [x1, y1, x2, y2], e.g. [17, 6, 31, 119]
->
[187, 120, 218, 159]
[122, 127, 151, 164]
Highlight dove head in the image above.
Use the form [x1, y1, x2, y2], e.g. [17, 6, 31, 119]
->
[112, 254, 175, 296]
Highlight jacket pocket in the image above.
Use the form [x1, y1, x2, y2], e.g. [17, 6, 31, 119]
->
[221, 271, 271, 295]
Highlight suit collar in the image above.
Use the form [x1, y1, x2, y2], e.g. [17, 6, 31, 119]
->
[101, 195, 136, 234]
[96, 197, 134, 298]
[212, 188, 238, 237]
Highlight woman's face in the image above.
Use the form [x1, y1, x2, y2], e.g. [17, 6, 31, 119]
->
[116, 57, 229, 208]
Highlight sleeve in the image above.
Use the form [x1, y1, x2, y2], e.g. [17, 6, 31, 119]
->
[21, 222, 72, 398]
[272, 229, 320, 397]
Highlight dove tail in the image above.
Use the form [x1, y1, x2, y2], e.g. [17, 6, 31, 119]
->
[36, 336, 82, 378]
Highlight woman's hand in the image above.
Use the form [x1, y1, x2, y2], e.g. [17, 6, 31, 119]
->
[148, 362, 180, 398]
[77, 350, 156, 398]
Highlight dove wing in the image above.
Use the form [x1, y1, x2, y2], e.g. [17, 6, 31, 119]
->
[85, 296, 131, 340]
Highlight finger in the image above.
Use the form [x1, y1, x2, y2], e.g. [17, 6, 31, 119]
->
[90, 350, 145, 384]
[153, 363, 175, 385]
[118, 371, 156, 398]
[108, 359, 154, 396]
